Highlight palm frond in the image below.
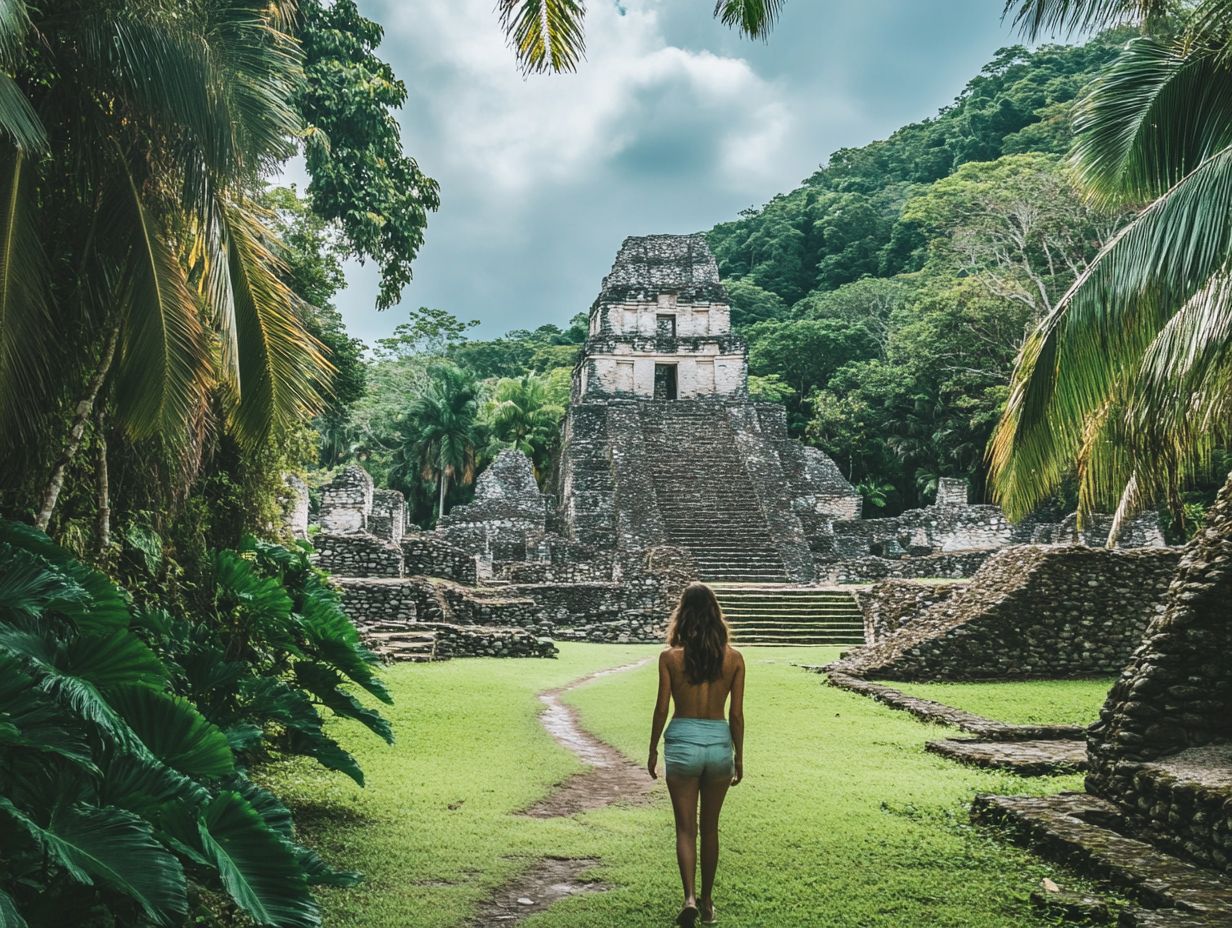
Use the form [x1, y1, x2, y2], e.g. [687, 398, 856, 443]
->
[0, 798, 188, 926]
[109, 171, 210, 444]
[1072, 37, 1232, 205]
[220, 201, 330, 447]
[989, 140, 1232, 516]
[0, 0, 30, 70]
[0, 74, 46, 153]
[1003, 0, 1166, 38]
[0, 150, 52, 444]
[713, 0, 787, 39]
[497, 0, 586, 74]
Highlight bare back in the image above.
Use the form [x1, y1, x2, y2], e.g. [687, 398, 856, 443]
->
[662, 646, 744, 720]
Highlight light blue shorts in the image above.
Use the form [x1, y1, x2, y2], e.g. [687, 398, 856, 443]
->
[664, 718, 733, 780]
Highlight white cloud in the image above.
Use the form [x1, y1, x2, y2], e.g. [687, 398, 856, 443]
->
[381, 0, 794, 194]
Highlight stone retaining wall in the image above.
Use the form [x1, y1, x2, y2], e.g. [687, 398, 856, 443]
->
[856, 580, 966, 644]
[333, 577, 417, 625]
[312, 532, 403, 578]
[833, 545, 1181, 680]
[425, 623, 558, 659]
[822, 551, 994, 583]
[401, 533, 477, 583]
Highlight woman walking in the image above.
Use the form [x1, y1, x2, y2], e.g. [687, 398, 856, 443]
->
[648, 582, 745, 927]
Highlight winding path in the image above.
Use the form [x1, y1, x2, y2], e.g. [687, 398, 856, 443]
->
[469, 659, 655, 924]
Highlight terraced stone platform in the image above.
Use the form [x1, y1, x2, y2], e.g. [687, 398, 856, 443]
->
[714, 585, 864, 646]
[973, 792, 1232, 925]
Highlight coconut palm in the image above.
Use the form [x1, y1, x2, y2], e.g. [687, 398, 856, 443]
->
[0, 0, 331, 530]
[484, 374, 565, 477]
[990, 0, 1232, 540]
[497, 0, 788, 73]
[405, 364, 483, 521]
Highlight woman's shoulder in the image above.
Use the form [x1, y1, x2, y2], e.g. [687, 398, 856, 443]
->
[659, 646, 684, 663]
[725, 645, 744, 664]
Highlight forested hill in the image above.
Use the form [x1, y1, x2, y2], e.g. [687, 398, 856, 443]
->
[706, 31, 1133, 514]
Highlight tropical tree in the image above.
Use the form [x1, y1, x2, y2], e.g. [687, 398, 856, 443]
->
[0, 0, 331, 532]
[483, 375, 565, 478]
[404, 365, 484, 521]
[496, 0, 787, 73]
[991, 0, 1232, 541]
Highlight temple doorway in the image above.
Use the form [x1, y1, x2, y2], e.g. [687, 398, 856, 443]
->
[654, 363, 678, 400]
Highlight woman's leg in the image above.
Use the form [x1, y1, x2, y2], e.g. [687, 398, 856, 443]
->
[698, 775, 731, 915]
[665, 774, 701, 905]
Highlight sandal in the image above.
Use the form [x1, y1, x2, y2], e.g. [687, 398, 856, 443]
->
[701, 903, 717, 925]
[676, 904, 699, 927]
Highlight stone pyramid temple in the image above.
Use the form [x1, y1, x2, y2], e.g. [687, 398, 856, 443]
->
[555, 234, 862, 583]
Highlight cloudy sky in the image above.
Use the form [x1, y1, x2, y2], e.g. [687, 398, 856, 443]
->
[293, 1, 1025, 343]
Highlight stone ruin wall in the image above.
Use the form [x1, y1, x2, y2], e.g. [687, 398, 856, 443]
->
[832, 545, 1181, 680]
[1081, 481, 1232, 874]
[310, 454, 693, 658]
[855, 579, 967, 645]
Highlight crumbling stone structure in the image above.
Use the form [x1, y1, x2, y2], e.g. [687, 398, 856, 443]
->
[319, 465, 373, 534]
[555, 235, 862, 583]
[833, 545, 1180, 680]
[552, 234, 1163, 586]
[1082, 481, 1232, 874]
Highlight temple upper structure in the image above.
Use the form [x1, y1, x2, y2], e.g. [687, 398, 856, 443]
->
[573, 234, 748, 402]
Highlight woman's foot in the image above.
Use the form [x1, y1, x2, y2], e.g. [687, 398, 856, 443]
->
[701, 901, 717, 924]
[675, 903, 699, 927]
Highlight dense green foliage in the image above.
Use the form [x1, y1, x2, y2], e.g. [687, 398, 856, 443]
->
[297, 0, 440, 310]
[704, 35, 1142, 513]
[0, 522, 390, 927]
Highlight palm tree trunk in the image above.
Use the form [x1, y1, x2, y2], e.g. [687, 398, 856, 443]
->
[437, 471, 448, 521]
[1106, 471, 1139, 548]
[35, 320, 120, 532]
[94, 406, 110, 556]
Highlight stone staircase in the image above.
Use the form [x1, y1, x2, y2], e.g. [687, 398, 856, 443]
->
[713, 585, 864, 646]
[361, 622, 437, 662]
[641, 403, 788, 582]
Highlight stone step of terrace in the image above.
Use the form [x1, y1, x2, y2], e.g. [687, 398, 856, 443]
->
[972, 792, 1232, 924]
[711, 584, 864, 646]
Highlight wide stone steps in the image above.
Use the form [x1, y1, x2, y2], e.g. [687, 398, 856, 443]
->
[642, 406, 788, 583]
[711, 585, 864, 646]
[360, 623, 437, 662]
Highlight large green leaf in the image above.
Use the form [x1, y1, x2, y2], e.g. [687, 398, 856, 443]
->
[293, 662, 392, 744]
[95, 747, 209, 820]
[0, 888, 26, 928]
[0, 542, 85, 625]
[239, 676, 365, 784]
[0, 521, 132, 631]
[0, 73, 45, 153]
[107, 684, 235, 780]
[65, 631, 166, 690]
[197, 792, 320, 928]
[0, 798, 187, 926]
[299, 591, 391, 704]
[0, 653, 95, 771]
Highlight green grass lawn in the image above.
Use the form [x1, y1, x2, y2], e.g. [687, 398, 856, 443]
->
[264, 645, 1107, 928]
[885, 677, 1117, 728]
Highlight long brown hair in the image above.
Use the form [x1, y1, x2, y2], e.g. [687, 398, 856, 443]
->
[666, 582, 730, 684]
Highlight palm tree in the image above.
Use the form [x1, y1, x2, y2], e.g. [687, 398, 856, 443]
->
[0, 0, 331, 530]
[484, 374, 565, 478]
[991, 0, 1232, 542]
[405, 365, 483, 521]
[496, 0, 788, 73]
